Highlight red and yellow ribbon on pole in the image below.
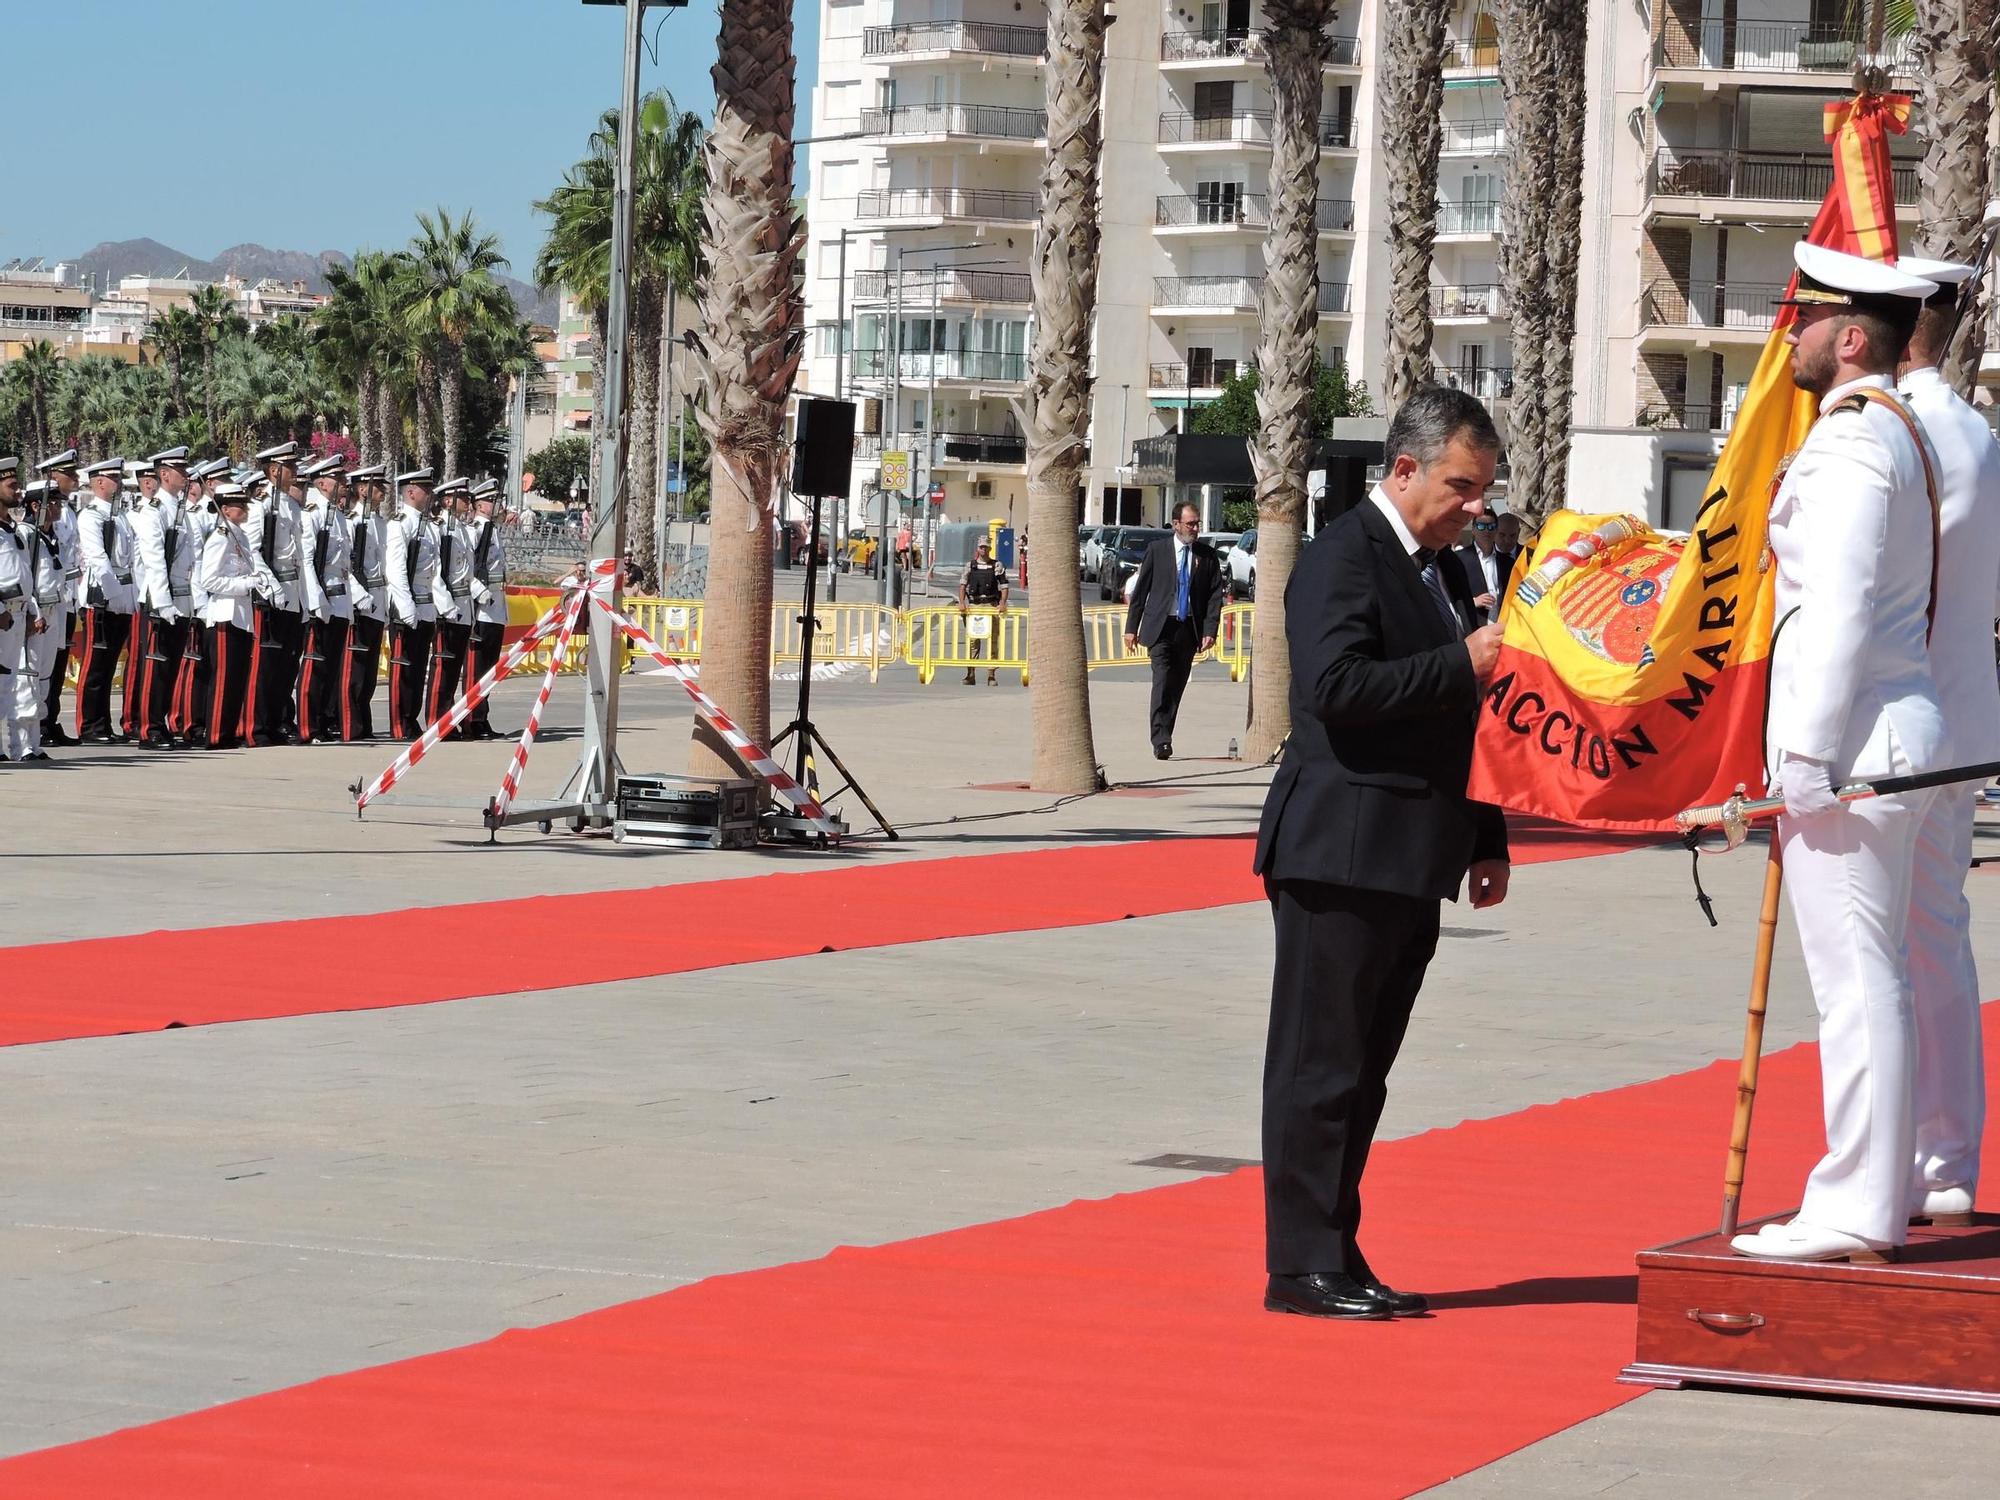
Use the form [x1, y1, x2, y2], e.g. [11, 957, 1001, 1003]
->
[1466, 92, 1910, 831]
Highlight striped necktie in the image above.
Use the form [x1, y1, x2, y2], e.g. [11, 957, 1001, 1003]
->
[1413, 548, 1462, 637]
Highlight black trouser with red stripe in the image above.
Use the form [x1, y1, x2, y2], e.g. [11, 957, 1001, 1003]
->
[388, 618, 434, 740]
[298, 615, 349, 743]
[342, 613, 384, 741]
[40, 615, 72, 740]
[243, 603, 303, 745]
[427, 618, 470, 730]
[135, 610, 189, 744]
[74, 605, 133, 740]
[172, 615, 207, 741]
[203, 620, 252, 749]
[466, 620, 504, 737]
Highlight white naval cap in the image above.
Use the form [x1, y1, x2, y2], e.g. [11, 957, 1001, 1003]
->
[395, 466, 436, 489]
[255, 440, 300, 465]
[145, 445, 192, 469]
[0, 456, 17, 479]
[211, 482, 250, 502]
[1897, 254, 1978, 306]
[81, 457, 126, 479]
[299, 456, 344, 479]
[470, 478, 499, 501]
[1781, 241, 1938, 313]
[346, 463, 387, 483]
[36, 448, 79, 475]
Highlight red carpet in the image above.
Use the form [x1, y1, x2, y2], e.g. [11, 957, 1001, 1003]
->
[7, 1006, 1971, 1498]
[0, 821, 1651, 1049]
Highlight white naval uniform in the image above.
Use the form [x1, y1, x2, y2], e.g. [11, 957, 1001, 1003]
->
[196, 519, 263, 630]
[129, 495, 184, 623]
[1899, 364, 2000, 1203]
[347, 507, 391, 621]
[21, 519, 71, 719]
[244, 492, 312, 615]
[385, 503, 439, 625]
[76, 497, 137, 615]
[0, 524, 40, 755]
[1768, 372, 1949, 1246]
[468, 517, 509, 625]
[181, 499, 218, 613]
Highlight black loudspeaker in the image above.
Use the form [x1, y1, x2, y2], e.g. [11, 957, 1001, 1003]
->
[792, 398, 856, 498]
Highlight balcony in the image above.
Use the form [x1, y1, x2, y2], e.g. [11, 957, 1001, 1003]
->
[1154, 195, 1357, 233]
[862, 20, 1046, 59]
[1651, 20, 1918, 79]
[1149, 358, 1243, 391]
[854, 188, 1036, 225]
[1429, 283, 1508, 320]
[852, 268, 1032, 305]
[1157, 113, 1353, 148]
[1440, 120, 1505, 154]
[856, 103, 1047, 144]
[1435, 201, 1500, 236]
[1431, 364, 1515, 403]
[1647, 148, 1918, 209]
[1153, 276, 1352, 314]
[1640, 279, 1785, 340]
[1160, 29, 1361, 66]
[850, 349, 1028, 384]
[1637, 400, 1739, 434]
[1444, 37, 1501, 71]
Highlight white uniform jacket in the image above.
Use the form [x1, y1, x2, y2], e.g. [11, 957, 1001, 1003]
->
[0, 524, 39, 627]
[303, 499, 355, 623]
[23, 521, 70, 615]
[129, 496, 184, 619]
[347, 509, 391, 622]
[75, 498, 137, 614]
[467, 518, 509, 625]
[1900, 365, 2000, 766]
[243, 492, 314, 615]
[196, 520, 264, 630]
[385, 503, 439, 625]
[433, 516, 473, 623]
[1766, 374, 1948, 782]
[180, 499, 218, 611]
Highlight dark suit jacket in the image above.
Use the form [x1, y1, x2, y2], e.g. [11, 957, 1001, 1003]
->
[1125, 536, 1225, 646]
[1452, 543, 1519, 615]
[1254, 499, 1508, 901]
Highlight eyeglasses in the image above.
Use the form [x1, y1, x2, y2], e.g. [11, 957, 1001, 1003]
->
[1472, 519, 1497, 531]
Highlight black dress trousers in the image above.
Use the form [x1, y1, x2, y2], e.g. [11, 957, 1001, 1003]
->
[1262, 876, 1441, 1276]
[1147, 617, 1199, 751]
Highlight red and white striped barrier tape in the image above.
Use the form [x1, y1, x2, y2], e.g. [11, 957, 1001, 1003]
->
[597, 601, 841, 839]
[487, 589, 587, 824]
[354, 589, 581, 812]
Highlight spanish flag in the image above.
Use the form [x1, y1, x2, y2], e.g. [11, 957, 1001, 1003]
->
[1466, 91, 1912, 831]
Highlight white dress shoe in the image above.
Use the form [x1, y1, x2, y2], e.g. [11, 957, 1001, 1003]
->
[1728, 1219, 1896, 1263]
[1910, 1186, 1976, 1227]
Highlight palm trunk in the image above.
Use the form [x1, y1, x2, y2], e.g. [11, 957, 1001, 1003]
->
[356, 367, 379, 465]
[1915, 0, 1998, 389]
[590, 306, 609, 453]
[1535, 2, 1589, 513]
[1381, 1, 1452, 407]
[626, 278, 663, 584]
[1025, 0, 1105, 792]
[439, 350, 466, 479]
[1246, 0, 1335, 763]
[375, 376, 400, 471]
[202, 345, 219, 443]
[1497, 0, 1560, 522]
[414, 353, 439, 472]
[690, 0, 804, 777]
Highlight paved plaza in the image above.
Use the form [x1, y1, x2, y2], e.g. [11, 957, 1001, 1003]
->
[4, 658, 2000, 1491]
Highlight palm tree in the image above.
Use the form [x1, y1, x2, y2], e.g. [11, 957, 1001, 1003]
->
[318, 251, 407, 464]
[1912, 0, 1998, 388]
[402, 207, 511, 479]
[1533, 3, 1590, 517]
[144, 304, 204, 423]
[188, 282, 245, 442]
[1380, 1, 1453, 407]
[688, 0, 805, 777]
[1497, 0, 1563, 523]
[1024, 0, 1107, 792]
[3, 340, 63, 459]
[1245, 0, 1337, 763]
[534, 92, 707, 576]
[52, 355, 128, 462]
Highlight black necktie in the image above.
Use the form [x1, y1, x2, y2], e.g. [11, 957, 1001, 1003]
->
[1413, 548, 1462, 637]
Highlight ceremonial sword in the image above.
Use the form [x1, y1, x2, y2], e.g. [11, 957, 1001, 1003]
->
[1678, 758, 2000, 850]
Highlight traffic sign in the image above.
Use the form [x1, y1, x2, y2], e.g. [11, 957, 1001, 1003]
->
[927, 482, 946, 505]
[879, 450, 911, 493]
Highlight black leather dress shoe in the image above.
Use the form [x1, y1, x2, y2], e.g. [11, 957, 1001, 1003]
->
[1264, 1273, 1392, 1320]
[42, 727, 78, 747]
[1357, 1279, 1430, 1316]
[1154, 743, 1172, 760]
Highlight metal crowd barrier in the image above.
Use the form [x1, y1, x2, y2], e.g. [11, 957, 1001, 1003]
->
[905, 605, 1030, 685]
[772, 601, 900, 682]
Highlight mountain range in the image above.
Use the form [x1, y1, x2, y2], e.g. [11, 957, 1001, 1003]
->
[63, 239, 558, 328]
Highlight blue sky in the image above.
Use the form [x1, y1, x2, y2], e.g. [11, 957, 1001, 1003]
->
[1, 0, 820, 281]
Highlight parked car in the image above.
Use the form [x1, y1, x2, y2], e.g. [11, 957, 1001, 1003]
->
[1080, 525, 1112, 582]
[1228, 527, 1258, 599]
[1098, 526, 1168, 601]
[1201, 531, 1242, 567]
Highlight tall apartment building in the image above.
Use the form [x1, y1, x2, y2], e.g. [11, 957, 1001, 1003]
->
[802, 1, 1987, 532]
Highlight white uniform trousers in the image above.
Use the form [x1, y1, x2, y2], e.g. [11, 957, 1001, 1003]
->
[0, 611, 32, 757]
[1781, 783, 1934, 1246]
[1906, 781, 1985, 1198]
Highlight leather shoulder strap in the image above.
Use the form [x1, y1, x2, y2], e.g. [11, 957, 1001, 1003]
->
[1844, 386, 1942, 642]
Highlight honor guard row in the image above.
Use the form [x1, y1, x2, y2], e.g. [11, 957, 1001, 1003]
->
[0, 445, 511, 762]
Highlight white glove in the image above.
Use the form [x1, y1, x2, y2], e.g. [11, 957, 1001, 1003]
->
[353, 593, 374, 617]
[272, 585, 292, 612]
[158, 605, 180, 624]
[475, 586, 495, 608]
[1779, 752, 1839, 821]
[314, 604, 330, 623]
[253, 577, 275, 600]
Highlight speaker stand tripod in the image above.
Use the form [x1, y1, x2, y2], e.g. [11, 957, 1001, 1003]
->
[768, 488, 897, 842]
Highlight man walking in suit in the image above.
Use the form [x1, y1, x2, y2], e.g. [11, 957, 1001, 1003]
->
[1256, 386, 1509, 1319]
[1123, 501, 1224, 759]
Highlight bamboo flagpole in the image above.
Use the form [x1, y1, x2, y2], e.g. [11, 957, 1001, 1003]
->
[1720, 839, 1784, 1238]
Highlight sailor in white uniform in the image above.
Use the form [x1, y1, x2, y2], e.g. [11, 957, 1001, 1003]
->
[0, 457, 42, 760]
[1891, 255, 2000, 1228]
[384, 468, 441, 739]
[73, 456, 138, 742]
[1733, 243, 1950, 1263]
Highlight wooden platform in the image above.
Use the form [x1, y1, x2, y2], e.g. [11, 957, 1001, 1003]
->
[1622, 1213, 2000, 1407]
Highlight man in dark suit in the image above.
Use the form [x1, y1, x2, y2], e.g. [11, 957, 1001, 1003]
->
[1123, 501, 1225, 759]
[1452, 512, 1519, 624]
[1255, 386, 1511, 1320]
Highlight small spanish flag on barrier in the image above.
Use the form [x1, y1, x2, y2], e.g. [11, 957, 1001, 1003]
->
[1466, 91, 1911, 832]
